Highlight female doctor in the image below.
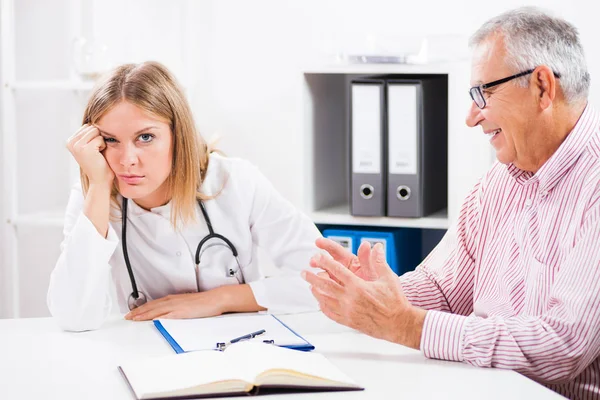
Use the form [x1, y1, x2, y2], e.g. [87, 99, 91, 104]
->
[47, 61, 320, 331]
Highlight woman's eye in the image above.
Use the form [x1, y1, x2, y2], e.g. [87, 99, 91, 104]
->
[104, 137, 117, 143]
[139, 134, 154, 143]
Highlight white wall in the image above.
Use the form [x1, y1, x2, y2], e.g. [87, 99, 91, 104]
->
[2, 0, 89, 318]
[0, 6, 5, 317]
[1, 0, 599, 317]
[187, 0, 600, 209]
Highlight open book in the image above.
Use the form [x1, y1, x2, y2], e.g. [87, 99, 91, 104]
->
[119, 342, 363, 399]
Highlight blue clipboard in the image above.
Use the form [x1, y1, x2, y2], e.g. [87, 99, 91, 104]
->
[153, 315, 315, 353]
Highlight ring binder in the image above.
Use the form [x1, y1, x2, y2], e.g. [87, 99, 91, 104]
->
[360, 184, 374, 199]
[349, 74, 447, 218]
[396, 185, 411, 201]
[384, 75, 448, 217]
[350, 79, 386, 216]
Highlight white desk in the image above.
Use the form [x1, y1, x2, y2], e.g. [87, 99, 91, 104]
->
[0, 312, 563, 399]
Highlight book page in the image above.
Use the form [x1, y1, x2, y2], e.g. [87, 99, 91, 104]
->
[119, 351, 254, 399]
[226, 342, 360, 388]
[157, 314, 307, 352]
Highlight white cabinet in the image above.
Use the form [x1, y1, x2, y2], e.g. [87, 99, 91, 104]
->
[302, 62, 495, 229]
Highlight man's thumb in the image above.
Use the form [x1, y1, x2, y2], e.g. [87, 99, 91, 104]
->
[371, 243, 390, 275]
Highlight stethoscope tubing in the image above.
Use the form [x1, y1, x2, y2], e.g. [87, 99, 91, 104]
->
[122, 197, 241, 302]
[121, 198, 141, 299]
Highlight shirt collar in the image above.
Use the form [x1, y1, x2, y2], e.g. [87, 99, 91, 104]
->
[116, 193, 173, 218]
[507, 104, 600, 193]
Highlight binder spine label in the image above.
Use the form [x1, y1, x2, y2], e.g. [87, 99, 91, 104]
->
[388, 84, 418, 175]
[351, 84, 382, 174]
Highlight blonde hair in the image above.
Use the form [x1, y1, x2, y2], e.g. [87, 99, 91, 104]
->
[81, 61, 211, 229]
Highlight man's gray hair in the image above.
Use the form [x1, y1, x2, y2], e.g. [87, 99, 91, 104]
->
[470, 7, 590, 104]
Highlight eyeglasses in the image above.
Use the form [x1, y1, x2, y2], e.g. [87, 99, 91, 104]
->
[469, 68, 561, 109]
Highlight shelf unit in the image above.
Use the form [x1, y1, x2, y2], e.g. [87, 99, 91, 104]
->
[301, 61, 494, 231]
[1, 0, 18, 319]
[1, 0, 95, 318]
[2, 81, 91, 319]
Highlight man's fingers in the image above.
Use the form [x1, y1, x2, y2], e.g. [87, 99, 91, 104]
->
[316, 237, 356, 269]
[370, 243, 394, 277]
[309, 253, 358, 287]
[302, 269, 344, 298]
[356, 241, 377, 277]
[310, 285, 342, 308]
[310, 286, 343, 320]
[315, 270, 343, 285]
[317, 299, 345, 326]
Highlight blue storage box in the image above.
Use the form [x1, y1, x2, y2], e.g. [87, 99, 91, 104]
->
[321, 227, 421, 275]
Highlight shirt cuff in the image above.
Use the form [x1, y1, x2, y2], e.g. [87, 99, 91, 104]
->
[74, 212, 119, 242]
[421, 310, 468, 362]
[248, 276, 319, 314]
[248, 279, 270, 309]
[104, 220, 119, 244]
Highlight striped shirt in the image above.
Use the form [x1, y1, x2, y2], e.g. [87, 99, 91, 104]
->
[400, 104, 600, 399]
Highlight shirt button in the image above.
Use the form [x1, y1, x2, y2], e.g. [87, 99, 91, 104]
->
[176, 251, 182, 257]
[525, 199, 532, 207]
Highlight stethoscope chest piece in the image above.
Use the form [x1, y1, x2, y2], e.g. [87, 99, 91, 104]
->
[127, 291, 148, 310]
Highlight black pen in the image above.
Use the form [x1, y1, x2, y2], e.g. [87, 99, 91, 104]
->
[216, 329, 266, 350]
[231, 329, 266, 343]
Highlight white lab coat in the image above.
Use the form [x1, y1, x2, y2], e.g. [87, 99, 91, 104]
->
[47, 154, 321, 331]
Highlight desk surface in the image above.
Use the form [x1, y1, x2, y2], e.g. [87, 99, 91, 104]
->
[0, 312, 563, 400]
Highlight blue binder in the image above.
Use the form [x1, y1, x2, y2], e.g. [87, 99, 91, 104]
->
[321, 229, 355, 253]
[153, 315, 315, 353]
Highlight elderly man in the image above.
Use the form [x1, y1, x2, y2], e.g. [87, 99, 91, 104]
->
[303, 7, 600, 399]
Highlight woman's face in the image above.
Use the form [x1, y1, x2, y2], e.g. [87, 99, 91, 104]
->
[96, 101, 173, 209]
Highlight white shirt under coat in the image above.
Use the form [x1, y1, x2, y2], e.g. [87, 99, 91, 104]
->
[47, 154, 321, 331]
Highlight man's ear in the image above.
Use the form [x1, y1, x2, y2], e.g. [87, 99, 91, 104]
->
[534, 65, 556, 110]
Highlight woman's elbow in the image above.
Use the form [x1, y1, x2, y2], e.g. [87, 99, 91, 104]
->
[47, 295, 109, 332]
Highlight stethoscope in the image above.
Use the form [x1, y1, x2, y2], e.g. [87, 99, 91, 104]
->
[122, 197, 245, 310]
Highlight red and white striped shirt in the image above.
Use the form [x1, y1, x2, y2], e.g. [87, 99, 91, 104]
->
[400, 105, 600, 399]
